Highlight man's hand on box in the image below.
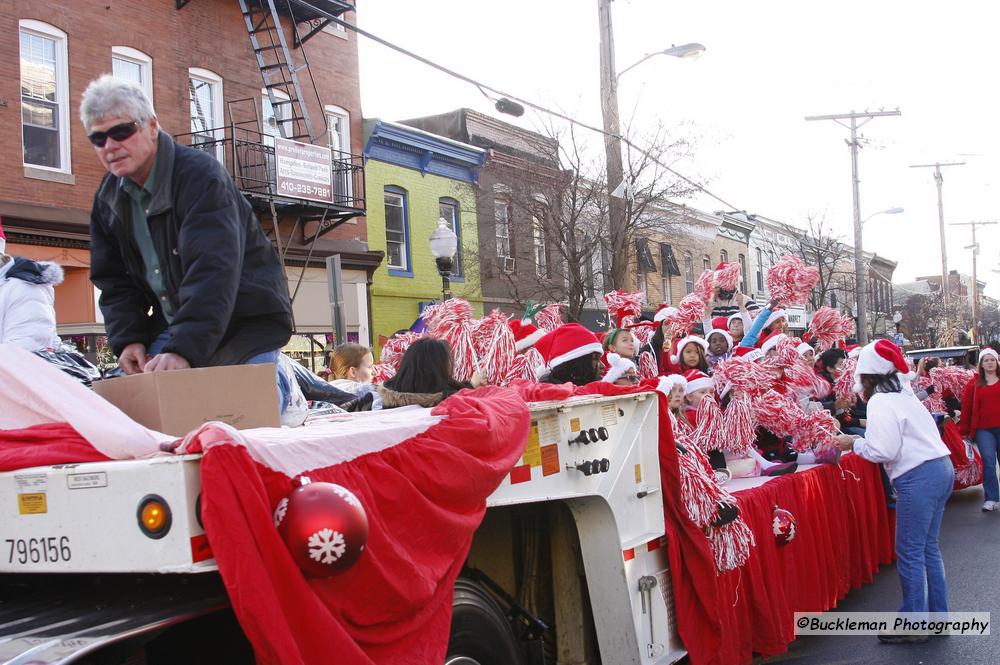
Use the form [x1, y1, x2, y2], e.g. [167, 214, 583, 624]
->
[144, 352, 191, 373]
[119, 343, 149, 375]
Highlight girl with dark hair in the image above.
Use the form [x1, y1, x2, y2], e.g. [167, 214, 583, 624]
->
[542, 352, 602, 386]
[674, 336, 710, 374]
[959, 347, 1000, 511]
[837, 341, 953, 643]
[534, 323, 604, 387]
[378, 338, 481, 409]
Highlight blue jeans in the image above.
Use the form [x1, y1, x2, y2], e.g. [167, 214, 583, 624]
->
[974, 428, 1000, 502]
[892, 455, 954, 614]
[148, 331, 289, 414]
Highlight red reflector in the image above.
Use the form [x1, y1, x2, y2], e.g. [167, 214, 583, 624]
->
[190, 534, 213, 563]
[623, 548, 635, 561]
[647, 538, 661, 552]
[509, 465, 532, 484]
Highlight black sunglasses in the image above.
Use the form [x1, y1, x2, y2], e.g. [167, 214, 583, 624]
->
[88, 121, 140, 148]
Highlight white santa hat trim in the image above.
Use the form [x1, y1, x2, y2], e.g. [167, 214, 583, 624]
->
[727, 312, 743, 326]
[671, 335, 709, 365]
[760, 332, 789, 355]
[515, 327, 546, 352]
[980, 348, 999, 363]
[706, 329, 734, 353]
[682, 369, 713, 395]
[796, 342, 814, 357]
[602, 352, 637, 383]
[654, 305, 680, 323]
[762, 309, 787, 329]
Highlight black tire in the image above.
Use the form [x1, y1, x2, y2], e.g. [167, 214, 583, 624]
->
[445, 578, 524, 665]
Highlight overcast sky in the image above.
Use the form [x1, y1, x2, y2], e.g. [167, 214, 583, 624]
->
[355, 0, 1000, 298]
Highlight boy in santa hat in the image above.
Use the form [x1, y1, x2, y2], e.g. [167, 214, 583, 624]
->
[705, 323, 734, 371]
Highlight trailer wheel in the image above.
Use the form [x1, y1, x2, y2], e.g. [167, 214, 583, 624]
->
[445, 577, 524, 665]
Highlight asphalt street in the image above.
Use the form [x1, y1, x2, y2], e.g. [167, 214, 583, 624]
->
[757, 484, 1000, 665]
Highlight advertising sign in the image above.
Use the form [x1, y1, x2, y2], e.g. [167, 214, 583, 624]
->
[274, 137, 333, 203]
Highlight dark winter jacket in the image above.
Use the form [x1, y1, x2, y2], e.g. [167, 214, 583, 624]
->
[89, 131, 292, 367]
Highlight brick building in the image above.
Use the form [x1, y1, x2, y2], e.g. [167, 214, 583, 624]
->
[399, 108, 569, 317]
[3, 0, 377, 364]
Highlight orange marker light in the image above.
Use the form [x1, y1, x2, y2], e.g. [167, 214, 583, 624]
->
[137, 495, 172, 539]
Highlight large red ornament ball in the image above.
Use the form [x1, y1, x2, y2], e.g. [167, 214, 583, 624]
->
[772, 505, 796, 546]
[274, 477, 369, 578]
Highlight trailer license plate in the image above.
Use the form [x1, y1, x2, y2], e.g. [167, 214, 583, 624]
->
[5, 536, 71, 565]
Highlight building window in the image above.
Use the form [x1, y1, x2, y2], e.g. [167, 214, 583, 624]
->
[111, 46, 153, 104]
[188, 68, 224, 161]
[384, 187, 410, 273]
[324, 105, 352, 202]
[495, 200, 511, 258]
[439, 198, 462, 278]
[738, 253, 748, 294]
[638, 272, 648, 303]
[685, 252, 695, 294]
[720, 249, 729, 264]
[756, 248, 764, 292]
[662, 275, 670, 304]
[19, 20, 70, 172]
[533, 216, 548, 278]
[703, 254, 711, 271]
[262, 88, 291, 141]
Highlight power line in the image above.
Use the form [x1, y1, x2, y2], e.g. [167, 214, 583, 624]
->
[306, 3, 741, 210]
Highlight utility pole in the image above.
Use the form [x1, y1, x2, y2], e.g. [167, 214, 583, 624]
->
[950, 221, 997, 344]
[598, 0, 627, 291]
[910, 161, 964, 337]
[805, 109, 901, 344]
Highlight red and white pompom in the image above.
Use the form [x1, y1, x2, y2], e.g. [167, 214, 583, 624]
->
[929, 366, 975, 399]
[422, 299, 478, 382]
[714, 262, 742, 292]
[752, 389, 803, 437]
[690, 394, 724, 453]
[275, 477, 369, 578]
[693, 269, 715, 303]
[637, 351, 659, 380]
[765, 255, 820, 307]
[790, 408, 839, 454]
[807, 307, 856, 351]
[534, 304, 566, 333]
[718, 392, 754, 456]
[664, 294, 706, 335]
[712, 356, 776, 397]
[379, 331, 425, 369]
[604, 290, 644, 328]
[834, 356, 859, 404]
[471, 309, 517, 385]
[709, 517, 755, 573]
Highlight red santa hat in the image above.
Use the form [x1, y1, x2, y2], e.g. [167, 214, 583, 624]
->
[671, 335, 709, 365]
[732, 346, 764, 363]
[510, 318, 546, 352]
[711, 316, 728, 331]
[853, 340, 915, 392]
[682, 369, 713, 394]
[761, 309, 787, 330]
[602, 352, 637, 383]
[706, 328, 734, 353]
[534, 323, 603, 370]
[653, 304, 679, 323]
[760, 332, 789, 355]
[0, 217, 6, 254]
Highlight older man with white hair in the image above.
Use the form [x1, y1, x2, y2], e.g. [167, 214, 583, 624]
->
[81, 76, 293, 401]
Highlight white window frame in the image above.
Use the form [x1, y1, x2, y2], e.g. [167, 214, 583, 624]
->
[188, 67, 224, 162]
[495, 200, 511, 259]
[261, 88, 291, 142]
[19, 20, 71, 174]
[325, 104, 352, 202]
[532, 216, 547, 278]
[111, 46, 153, 105]
[439, 198, 462, 278]
[638, 272, 648, 304]
[384, 189, 409, 272]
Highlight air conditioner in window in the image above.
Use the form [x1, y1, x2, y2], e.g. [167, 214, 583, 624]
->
[501, 256, 516, 273]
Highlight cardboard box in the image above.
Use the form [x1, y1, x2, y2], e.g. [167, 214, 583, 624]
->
[93, 364, 280, 436]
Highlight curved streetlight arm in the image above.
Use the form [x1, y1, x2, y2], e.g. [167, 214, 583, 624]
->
[861, 206, 904, 226]
[616, 43, 706, 81]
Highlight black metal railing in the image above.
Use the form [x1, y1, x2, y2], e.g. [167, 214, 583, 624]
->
[175, 123, 365, 213]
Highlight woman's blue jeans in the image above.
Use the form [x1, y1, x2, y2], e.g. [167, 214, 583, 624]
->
[974, 428, 1000, 502]
[892, 455, 954, 614]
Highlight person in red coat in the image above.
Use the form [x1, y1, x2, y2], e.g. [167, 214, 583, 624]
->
[959, 347, 1000, 511]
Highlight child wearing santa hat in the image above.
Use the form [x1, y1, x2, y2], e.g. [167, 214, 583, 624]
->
[836, 340, 952, 640]
[673, 335, 710, 374]
[535, 323, 604, 386]
[706, 327, 734, 371]
[602, 352, 640, 386]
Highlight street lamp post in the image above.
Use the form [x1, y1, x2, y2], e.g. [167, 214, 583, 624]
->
[597, 0, 702, 290]
[854, 206, 904, 343]
[927, 319, 937, 347]
[429, 217, 458, 301]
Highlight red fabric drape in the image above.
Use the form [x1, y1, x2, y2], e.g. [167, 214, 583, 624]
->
[199, 385, 530, 665]
[0, 422, 110, 471]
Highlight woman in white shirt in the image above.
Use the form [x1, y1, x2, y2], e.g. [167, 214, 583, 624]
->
[837, 340, 953, 644]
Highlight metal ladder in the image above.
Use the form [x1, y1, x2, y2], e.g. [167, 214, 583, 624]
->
[237, 0, 318, 143]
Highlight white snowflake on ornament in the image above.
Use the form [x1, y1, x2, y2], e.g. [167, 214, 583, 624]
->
[330, 484, 362, 508]
[308, 528, 347, 564]
[273, 497, 289, 528]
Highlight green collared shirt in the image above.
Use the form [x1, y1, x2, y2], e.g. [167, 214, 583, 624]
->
[121, 162, 175, 322]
